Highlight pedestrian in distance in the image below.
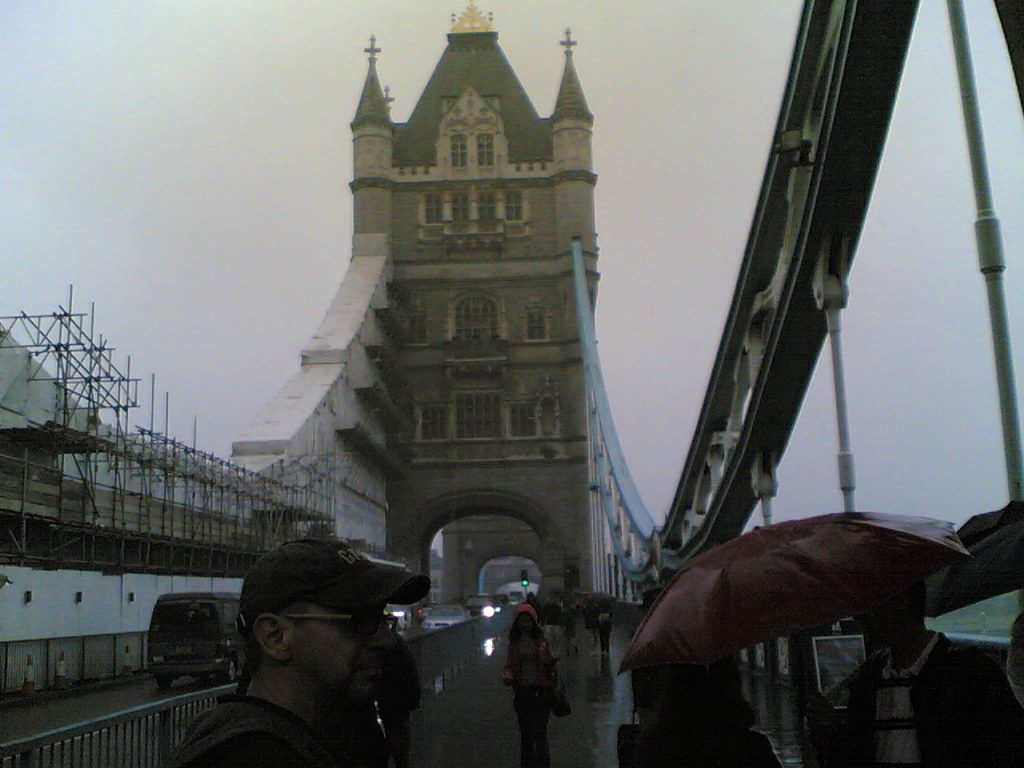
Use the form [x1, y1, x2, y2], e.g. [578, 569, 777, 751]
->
[806, 580, 1024, 768]
[582, 599, 600, 648]
[162, 538, 429, 768]
[502, 603, 557, 768]
[629, 658, 781, 768]
[542, 596, 566, 659]
[561, 595, 578, 657]
[597, 603, 613, 657]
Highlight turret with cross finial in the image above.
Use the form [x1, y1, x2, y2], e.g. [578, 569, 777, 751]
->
[352, 33, 391, 130]
[351, 31, 394, 235]
[364, 34, 381, 62]
[552, 27, 591, 125]
[561, 28, 577, 56]
[551, 24, 594, 250]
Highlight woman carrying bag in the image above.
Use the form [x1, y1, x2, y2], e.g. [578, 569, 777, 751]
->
[502, 603, 556, 768]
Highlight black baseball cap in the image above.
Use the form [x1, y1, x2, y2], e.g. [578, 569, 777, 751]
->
[237, 538, 430, 634]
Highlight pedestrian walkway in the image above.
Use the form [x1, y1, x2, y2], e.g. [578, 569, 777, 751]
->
[409, 623, 814, 767]
[409, 624, 632, 767]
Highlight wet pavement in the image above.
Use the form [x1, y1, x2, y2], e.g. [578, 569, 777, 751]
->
[1, 622, 820, 767]
[410, 624, 817, 767]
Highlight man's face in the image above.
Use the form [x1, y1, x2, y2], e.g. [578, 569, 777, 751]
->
[285, 602, 396, 701]
[858, 591, 911, 644]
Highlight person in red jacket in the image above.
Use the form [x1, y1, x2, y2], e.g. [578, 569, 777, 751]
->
[503, 603, 556, 768]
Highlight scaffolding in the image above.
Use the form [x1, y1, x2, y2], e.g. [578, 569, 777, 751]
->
[0, 293, 350, 575]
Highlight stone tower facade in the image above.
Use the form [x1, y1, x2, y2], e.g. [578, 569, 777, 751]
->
[353, 11, 599, 594]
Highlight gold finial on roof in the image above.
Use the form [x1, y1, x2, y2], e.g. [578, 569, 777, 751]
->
[451, 2, 493, 33]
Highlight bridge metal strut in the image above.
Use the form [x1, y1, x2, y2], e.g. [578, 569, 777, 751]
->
[572, 0, 924, 589]
[659, 0, 920, 572]
[571, 238, 659, 592]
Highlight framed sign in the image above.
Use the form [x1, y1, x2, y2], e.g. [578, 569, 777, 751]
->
[811, 634, 865, 702]
[754, 643, 766, 669]
[776, 637, 790, 677]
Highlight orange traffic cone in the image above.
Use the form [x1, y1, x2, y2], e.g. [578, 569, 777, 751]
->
[55, 651, 69, 689]
[120, 645, 132, 676]
[22, 654, 36, 695]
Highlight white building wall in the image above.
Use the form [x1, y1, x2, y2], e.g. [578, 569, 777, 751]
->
[0, 565, 242, 642]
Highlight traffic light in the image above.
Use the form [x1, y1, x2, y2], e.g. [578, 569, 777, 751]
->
[519, 569, 529, 588]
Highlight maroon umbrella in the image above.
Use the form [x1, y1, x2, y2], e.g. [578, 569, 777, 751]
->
[620, 512, 968, 671]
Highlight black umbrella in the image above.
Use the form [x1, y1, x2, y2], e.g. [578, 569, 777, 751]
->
[926, 501, 1024, 617]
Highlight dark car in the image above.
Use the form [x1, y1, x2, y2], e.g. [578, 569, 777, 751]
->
[147, 592, 243, 688]
[465, 594, 499, 618]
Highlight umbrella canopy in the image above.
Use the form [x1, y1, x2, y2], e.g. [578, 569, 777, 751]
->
[620, 512, 968, 671]
[955, 501, 1024, 547]
[926, 502, 1024, 616]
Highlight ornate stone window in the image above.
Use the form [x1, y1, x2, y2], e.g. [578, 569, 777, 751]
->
[505, 191, 523, 221]
[451, 134, 468, 168]
[477, 134, 495, 166]
[407, 312, 427, 344]
[478, 190, 496, 220]
[454, 296, 498, 341]
[420, 405, 448, 440]
[526, 309, 547, 340]
[451, 192, 470, 222]
[424, 193, 443, 224]
[539, 396, 558, 436]
[456, 393, 501, 438]
[509, 402, 537, 437]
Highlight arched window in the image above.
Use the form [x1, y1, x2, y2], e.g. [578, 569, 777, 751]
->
[477, 134, 494, 166]
[451, 135, 468, 168]
[454, 296, 499, 341]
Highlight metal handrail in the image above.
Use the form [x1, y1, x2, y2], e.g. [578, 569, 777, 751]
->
[0, 613, 513, 767]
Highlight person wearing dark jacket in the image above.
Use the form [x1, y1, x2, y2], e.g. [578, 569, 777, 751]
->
[377, 633, 421, 768]
[503, 603, 557, 768]
[807, 582, 1024, 768]
[162, 538, 429, 768]
[630, 658, 781, 768]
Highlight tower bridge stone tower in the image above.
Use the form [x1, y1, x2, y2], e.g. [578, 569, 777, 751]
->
[368, 13, 598, 593]
[233, 8, 599, 596]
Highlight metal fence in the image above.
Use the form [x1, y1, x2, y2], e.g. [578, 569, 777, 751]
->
[0, 683, 228, 768]
[0, 612, 514, 767]
[1, 633, 146, 696]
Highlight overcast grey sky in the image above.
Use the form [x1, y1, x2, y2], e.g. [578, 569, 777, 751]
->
[2, 2, 1022, 531]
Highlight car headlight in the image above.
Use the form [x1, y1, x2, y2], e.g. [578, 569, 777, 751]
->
[482, 606, 495, 618]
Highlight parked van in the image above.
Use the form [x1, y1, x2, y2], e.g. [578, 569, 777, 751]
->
[147, 592, 243, 689]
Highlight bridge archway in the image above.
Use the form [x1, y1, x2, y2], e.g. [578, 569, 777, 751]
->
[477, 555, 542, 596]
[389, 489, 574, 601]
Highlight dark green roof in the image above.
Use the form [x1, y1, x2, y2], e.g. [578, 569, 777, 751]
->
[553, 52, 592, 123]
[393, 32, 552, 165]
[351, 59, 391, 130]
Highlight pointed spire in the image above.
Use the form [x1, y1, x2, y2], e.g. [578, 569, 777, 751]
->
[352, 35, 392, 129]
[553, 28, 592, 123]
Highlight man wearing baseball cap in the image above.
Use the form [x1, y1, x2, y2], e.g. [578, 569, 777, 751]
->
[163, 538, 429, 768]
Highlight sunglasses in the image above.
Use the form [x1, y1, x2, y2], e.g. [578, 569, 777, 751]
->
[280, 610, 398, 636]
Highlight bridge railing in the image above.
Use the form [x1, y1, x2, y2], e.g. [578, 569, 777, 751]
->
[0, 612, 513, 768]
[0, 684, 224, 768]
